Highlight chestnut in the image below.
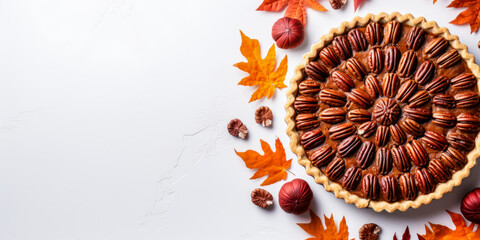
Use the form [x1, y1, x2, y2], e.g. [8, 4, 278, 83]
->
[461, 188, 480, 223]
[278, 178, 313, 214]
[271, 17, 305, 49]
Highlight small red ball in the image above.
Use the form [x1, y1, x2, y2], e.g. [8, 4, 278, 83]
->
[461, 188, 480, 223]
[272, 17, 305, 49]
[278, 178, 313, 214]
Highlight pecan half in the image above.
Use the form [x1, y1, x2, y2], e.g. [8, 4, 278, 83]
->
[438, 49, 461, 69]
[406, 26, 425, 50]
[424, 76, 449, 94]
[408, 90, 430, 107]
[406, 140, 429, 166]
[424, 37, 448, 58]
[391, 145, 411, 172]
[348, 29, 369, 51]
[361, 174, 379, 199]
[398, 50, 417, 77]
[346, 89, 373, 108]
[404, 107, 432, 122]
[320, 46, 340, 68]
[384, 21, 401, 44]
[380, 176, 399, 202]
[415, 168, 436, 194]
[400, 119, 424, 137]
[365, 75, 382, 98]
[454, 91, 480, 108]
[299, 79, 321, 96]
[432, 94, 455, 108]
[305, 62, 329, 81]
[428, 159, 452, 183]
[451, 73, 476, 90]
[365, 22, 383, 46]
[422, 131, 448, 151]
[329, 0, 346, 9]
[325, 157, 345, 180]
[300, 129, 325, 150]
[359, 223, 381, 240]
[390, 124, 406, 144]
[374, 98, 401, 125]
[385, 46, 401, 73]
[251, 188, 273, 208]
[432, 111, 456, 128]
[331, 70, 355, 92]
[447, 132, 474, 151]
[342, 167, 362, 190]
[375, 125, 390, 147]
[368, 47, 384, 74]
[338, 135, 362, 157]
[399, 173, 418, 200]
[375, 148, 393, 175]
[358, 121, 377, 138]
[296, 113, 320, 130]
[348, 109, 371, 122]
[319, 89, 347, 107]
[441, 147, 467, 170]
[396, 79, 417, 103]
[414, 60, 435, 85]
[333, 35, 352, 60]
[255, 106, 273, 127]
[356, 141, 375, 169]
[457, 113, 480, 133]
[382, 73, 400, 98]
[346, 58, 367, 80]
[294, 95, 319, 113]
[228, 119, 248, 139]
[320, 107, 346, 124]
[329, 122, 356, 140]
[310, 145, 336, 167]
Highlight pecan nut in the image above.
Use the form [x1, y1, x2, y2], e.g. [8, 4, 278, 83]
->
[348, 109, 371, 122]
[375, 125, 390, 147]
[428, 159, 452, 183]
[296, 113, 320, 130]
[380, 175, 399, 202]
[365, 75, 382, 98]
[365, 22, 383, 46]
[382, 73, 400, 98]
[385, 46, 401, 73]
[424, 76, 449, 94]
[359, 223, 381, 240]
[320, 46, 340, 68]
[255, 106, 273, 127]
[368, 47, 384, 74]
[390, 124, 407, 144]
[310, 145, 336, 167]
[396, 79, 417, 103]
[406, 26, 425, 50]
[361, 174, 379, 199]
[299, 79, 321, 96]
[331, 70, 355, 92]
[358, 121, 377, 138]
[251, 188, 273, 208]
[300, 129, 325, 150]
[356, 141, 375, 169]
[305, 62, 329, 81]
[414, 60, 435, 85]
[346, 58, 367, 80]
[329, 122, 356, 140]
[333, 35, 352, 60]
[294, 95, 319, 113]
[227, 118, 248, 139]
[422, 131, 448, 151]
[404, 107, 432, 122]
[348, 29, 368, 51]
[325, 157, 345, 180]
[454, 91, 480, 108]
[398, 50, 417, 77]
[451, 73, 476, 89]
[338, 135, 362, 157]
[414, 168, 436, 194]
[400, 119, 424, 137]
[320, 107, 346, 124]
[374, 98, 401, 125]
[391, 145, 411, 172]
[457, 113, 480, 133]
[329, 0, 346, 9]
[408, 90, 430, 107]
[319, 89, 347, 107]
[424, 37, 448, 58]
[447, 132, 474, 151]
[346, 89, 373, 108]
[342, 167, 362, 190]
[406, 140, 429, 166]
[438, 49, 461, 69]
[384, 21, 401, 44]
[432, 94, 455, 109]
[432, 111, 456, 128]
[375, 148, 393, 175]
[398, 173, 418, 200]
[441, 147, 467, 170]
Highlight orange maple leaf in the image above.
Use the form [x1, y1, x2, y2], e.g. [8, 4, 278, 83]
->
[297, 210, 353, 240]
[448, 0, 480, 33]
[418, 210, 480, 240]
[234, 138, 292, 186]
[257, 0, 327, 25]
[233, 31, 288, 103]
[433, 0, 437, 3]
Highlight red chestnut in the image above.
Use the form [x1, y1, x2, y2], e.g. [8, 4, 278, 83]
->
[272, 17, 305, 49]
[461, 188, 480, 223]
[278, 178, 313, 214]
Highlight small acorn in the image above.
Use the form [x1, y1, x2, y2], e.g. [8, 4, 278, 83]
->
[461, 188, 480, 223]
[278, 178, 313, 214]
[272, 17, 305, 49]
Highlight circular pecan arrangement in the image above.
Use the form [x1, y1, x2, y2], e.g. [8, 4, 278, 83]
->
[285, 13, 480, 212]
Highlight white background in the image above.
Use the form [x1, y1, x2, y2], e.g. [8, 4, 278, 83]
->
[0, 0, 479, 239]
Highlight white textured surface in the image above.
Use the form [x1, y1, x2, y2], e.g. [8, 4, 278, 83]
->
[0, 0, 479, 239]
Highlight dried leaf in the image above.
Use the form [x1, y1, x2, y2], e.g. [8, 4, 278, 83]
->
[235, 138, 292, 186]
[353, 0, 364, 11]
[257, 0, 327, 25]
[433, 0, 437, 3]
[297, 210, 352, 240]
[393, 227, 410, 240]
[233, 31, 288, 103]
[418, 210, 480, 240]
[448, 0, 480, 33]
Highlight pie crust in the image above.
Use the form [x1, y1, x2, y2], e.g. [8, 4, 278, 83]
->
[285, 12, 480, 212]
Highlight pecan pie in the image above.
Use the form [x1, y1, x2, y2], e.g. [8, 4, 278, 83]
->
[285, 12, 480, 212]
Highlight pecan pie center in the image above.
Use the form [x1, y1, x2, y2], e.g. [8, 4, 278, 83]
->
[373, 98, 401, 126]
